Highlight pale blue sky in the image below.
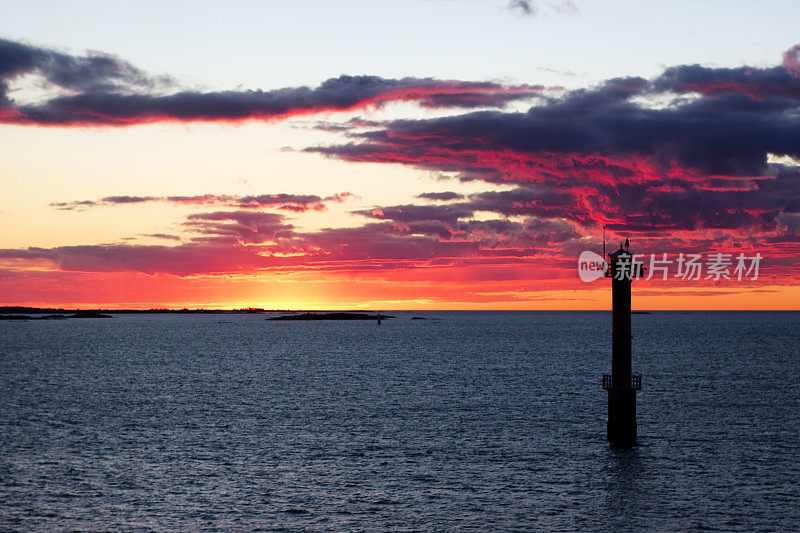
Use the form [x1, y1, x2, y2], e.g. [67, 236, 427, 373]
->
[3, 0, 799, 91]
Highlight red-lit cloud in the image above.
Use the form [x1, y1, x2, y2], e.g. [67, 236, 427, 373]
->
[50, 192, 357, 212]
[306, 53, 800, 245]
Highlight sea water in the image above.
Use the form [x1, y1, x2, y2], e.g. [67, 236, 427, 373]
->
[1, 311, 798, 530]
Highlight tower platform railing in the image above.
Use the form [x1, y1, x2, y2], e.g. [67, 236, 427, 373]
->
[602, 374, 642, 390]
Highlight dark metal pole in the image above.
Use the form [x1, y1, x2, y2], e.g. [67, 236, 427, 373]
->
[602, 224, 607, 263]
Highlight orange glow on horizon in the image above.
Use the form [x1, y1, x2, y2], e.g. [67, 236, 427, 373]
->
[1, 266, 797, 311]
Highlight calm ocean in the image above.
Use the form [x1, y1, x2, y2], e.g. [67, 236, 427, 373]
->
[1, 311, 798, 531]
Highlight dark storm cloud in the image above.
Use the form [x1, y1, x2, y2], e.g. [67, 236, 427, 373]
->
[306, 46, 800, 240]
[0, 38, 544, 125]
[7, 78, 543, 125]
[314, 89, 800, 178]
[653, 64, 800, 101]
[0, 37, 167, 101]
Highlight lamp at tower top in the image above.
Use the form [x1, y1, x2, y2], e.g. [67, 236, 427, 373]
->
[605, 238, 644, 280]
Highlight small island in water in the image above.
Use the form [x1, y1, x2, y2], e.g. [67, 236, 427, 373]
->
[0, 310, 112, 320]
[267, 312, 395, 321]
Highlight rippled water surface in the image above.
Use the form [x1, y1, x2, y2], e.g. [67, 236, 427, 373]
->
[1, 311, 798, 531]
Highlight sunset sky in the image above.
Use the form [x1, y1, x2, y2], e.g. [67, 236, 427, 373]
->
[1, 0, 799, 309]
